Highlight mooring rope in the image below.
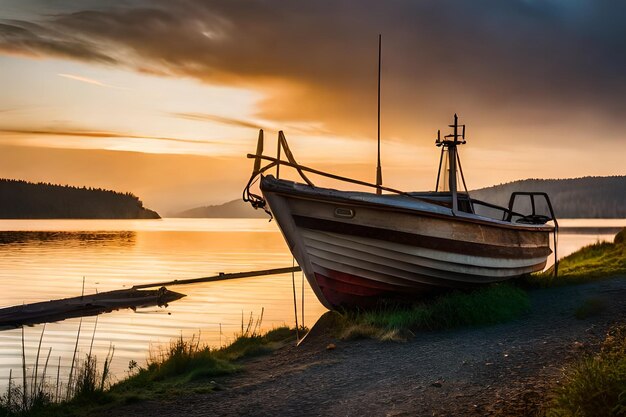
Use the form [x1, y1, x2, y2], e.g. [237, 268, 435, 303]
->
[291, 257, 300, 343]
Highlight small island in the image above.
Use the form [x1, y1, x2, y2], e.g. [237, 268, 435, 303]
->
[0, 179, 160, 219]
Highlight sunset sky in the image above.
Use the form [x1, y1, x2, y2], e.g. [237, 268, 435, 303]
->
[0, 0, 624, 213]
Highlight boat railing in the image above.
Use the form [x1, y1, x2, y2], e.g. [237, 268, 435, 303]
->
[505, 192, 558, 226]
[243, 129, 454, 218]
[473, 192, 559, 276]
[470, 193, 558, 226]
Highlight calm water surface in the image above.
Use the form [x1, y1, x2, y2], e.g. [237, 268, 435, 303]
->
[0, 218, 624, 389]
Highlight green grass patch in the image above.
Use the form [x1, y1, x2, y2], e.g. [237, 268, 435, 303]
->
[544, 325, 626, 417]
[146, 335, 238, 382]
[339, 283, 530, 341]
[526, 228, 626, 288]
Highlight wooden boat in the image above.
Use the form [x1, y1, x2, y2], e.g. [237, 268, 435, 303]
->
[243, 115, 558, 310]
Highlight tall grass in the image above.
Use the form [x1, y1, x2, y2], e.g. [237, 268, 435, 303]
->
[544, 325, 626, 417]
[0, 319, 114, 416]
[339, 283, 530, 341]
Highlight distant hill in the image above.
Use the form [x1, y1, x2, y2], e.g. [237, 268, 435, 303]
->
[176, 176, 625, 219]
[173, 199, 266, 218]
[0, 179, 160, 219]
[471, 176, 626, 218]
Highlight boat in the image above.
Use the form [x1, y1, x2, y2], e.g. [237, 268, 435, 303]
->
[243, 114, 558, 310]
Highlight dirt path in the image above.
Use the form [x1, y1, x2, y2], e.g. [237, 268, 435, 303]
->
[111, 276, 626, 417]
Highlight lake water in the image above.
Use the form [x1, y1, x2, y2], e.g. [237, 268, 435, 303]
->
[0, 218, 624, 390]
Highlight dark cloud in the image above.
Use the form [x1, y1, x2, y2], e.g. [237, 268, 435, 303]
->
[0, 21, 116, 63]
[1, 0, 626, 140]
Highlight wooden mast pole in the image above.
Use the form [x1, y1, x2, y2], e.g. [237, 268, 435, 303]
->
[376, 34, 383, 195]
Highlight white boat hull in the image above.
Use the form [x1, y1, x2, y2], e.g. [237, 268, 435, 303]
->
[261, 175, 553, 310]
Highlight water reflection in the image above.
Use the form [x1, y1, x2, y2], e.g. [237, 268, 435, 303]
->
[0, 231, 136, 246]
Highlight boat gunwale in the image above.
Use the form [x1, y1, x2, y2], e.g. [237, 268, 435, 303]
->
[260, 175, 555, 233]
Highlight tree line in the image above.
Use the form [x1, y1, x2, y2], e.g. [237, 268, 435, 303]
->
[0, 179, 160, 219]
[471, 176, 626, 218]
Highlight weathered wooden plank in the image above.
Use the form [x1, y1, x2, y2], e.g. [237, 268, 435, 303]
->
[0, 287, 185, 329]
[132, 266, 302, 290]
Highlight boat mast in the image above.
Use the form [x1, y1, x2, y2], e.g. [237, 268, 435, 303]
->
[376, 34, 383, 195]
[436, 114, 466, 213]
[448, 115, 459, 212]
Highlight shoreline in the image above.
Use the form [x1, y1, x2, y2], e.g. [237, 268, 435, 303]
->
[3, 276, 625, 416]
[104, 275, 626, 417]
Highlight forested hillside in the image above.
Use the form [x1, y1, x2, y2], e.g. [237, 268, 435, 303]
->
[471, 176, 626, 218]
[174, 199, 266, 218]
[0, 179, 160, 219]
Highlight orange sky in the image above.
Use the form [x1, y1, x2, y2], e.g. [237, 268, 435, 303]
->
[0, 1, 624, 213]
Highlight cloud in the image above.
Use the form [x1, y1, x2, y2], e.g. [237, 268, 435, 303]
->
[1, 1, 626, 142]
[170, 112, 331, 136]
[0, 127, 221, 146]
[57, 73, 126, 89]
[0, 20, 116, 63]
[172, 112, 265, 130]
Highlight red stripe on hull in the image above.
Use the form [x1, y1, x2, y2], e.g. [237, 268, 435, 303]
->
[318, 268, 403, 292]
[313, 268, 443, 309]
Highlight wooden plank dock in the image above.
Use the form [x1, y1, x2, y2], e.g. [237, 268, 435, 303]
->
[0, 266, 301, 329]
[132, 266, 302, 289]
[0, 287, 185, 329]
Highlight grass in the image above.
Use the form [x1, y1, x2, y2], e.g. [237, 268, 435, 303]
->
[338, 283, 530, 341]
[525, 227, 626, 288]
[0, 347, 116, 417]
[114, 325, 297, 393]
[0, 312, 300, 417]
[88, 325, 299, 414]
[0, 318, 115, 417]
[543, 325, 626, 417]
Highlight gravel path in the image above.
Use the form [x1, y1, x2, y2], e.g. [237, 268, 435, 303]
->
[110, 276, 626, 417]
